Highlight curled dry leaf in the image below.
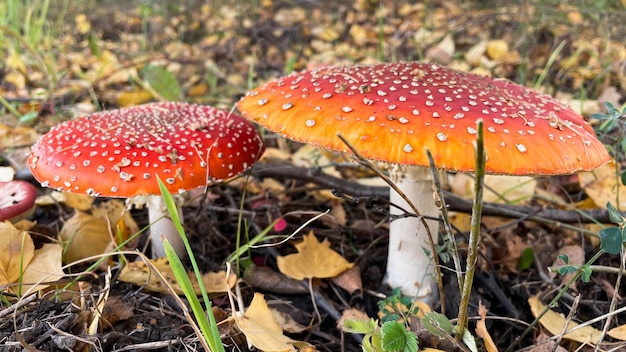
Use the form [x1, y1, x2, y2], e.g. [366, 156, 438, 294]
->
[277, 231, 354, 280]
[119, 257, 236, 295]
[475, 301, 497, 352]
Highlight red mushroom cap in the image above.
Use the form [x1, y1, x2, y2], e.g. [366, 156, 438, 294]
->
[0, 180, 37, 221]
[237, 62, 610, 175]
[28, 102, 264, 197]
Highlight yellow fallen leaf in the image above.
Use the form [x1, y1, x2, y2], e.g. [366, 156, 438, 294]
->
[475, 302, 497, 352]
[60, 200, 136, 263]
[579, 160, 626, 209]
[0, 221, 35, 286]
[486, 39, 509, 61]
[528, 295, 604, 344]
[62, 192, 95, 211]
[118, 258, 236, 294]
[235, 293, 303, 352]
[451, 174, 536, 204]
[116, 90, 154, 107]
[277, 231, 354, 280]
[18, 243, 64, 295]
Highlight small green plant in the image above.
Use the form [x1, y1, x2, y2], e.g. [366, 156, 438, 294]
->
[593, 102, 626, 163]
[342, 288, 419, 352]
[157, 177, 225, 352]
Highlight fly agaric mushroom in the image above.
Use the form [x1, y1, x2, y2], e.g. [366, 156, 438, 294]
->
[28, 102, 264, 258]
[0, 180, 37, 222]
[237, 62, 610, 300]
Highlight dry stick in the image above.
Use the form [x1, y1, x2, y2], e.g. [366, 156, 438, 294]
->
[251, 163, 619, 227]
[335, 133, 445, 313]
[426, 149, 463, 290]
[595, 249, 626, 351]
[456, 120, 486, 341]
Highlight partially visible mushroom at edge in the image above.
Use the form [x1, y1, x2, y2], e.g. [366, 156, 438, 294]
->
[0, 180, 38, 223]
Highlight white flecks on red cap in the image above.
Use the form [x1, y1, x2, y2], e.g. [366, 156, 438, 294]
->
[29, 102, 265, 197]
[237, 62, 610, 175]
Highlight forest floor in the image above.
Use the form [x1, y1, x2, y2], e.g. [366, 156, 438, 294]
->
[1, 0, 626, 351]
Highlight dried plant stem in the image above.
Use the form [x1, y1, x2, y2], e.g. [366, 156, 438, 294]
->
[336, 133, 445, 311]
[456, 120, 486, 340]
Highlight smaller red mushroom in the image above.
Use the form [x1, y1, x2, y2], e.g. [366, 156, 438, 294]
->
[28, 102, 264, 258]
[0, 180, 37, 222]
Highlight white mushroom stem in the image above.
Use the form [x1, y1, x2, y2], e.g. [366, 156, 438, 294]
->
[148, 195, 186, 258]
[384, 166, 440, 302]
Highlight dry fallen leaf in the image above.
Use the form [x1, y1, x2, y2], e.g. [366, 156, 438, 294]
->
[579, 160, 626, 210]
[0, 221, 35, 286]
[475, 301, 497, 352]
[119, 257, 236, 294]
[331, 265, 362, 294]
[60, 200, 137, 263]
[530, 332, 568, 352]
[0, 222, 63, 294]
[528, 295, 626, 344]
[235, 293, 302, 352]
[451, 174, 537, 203]
[277, 231, 354, 280]
[550, 245, 584, 291]
[18, 243, 64, 295]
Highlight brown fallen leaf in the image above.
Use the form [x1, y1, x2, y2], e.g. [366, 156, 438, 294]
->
[277, 231, 354, 280]
[331, 265, 362, 294]
[529, 332, 568, 352]
[119, 257, 236, 295]
[550, 245, 584, 291]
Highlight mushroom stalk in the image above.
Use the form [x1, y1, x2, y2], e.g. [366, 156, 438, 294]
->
[148, 195, 186, 258]
[385, 166, 439, 302]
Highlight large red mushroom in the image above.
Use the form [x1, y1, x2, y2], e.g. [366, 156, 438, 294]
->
[29, 102, 264, 258]
[237, 62, 610, 302]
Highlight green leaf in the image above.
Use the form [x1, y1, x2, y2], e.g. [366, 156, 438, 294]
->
[558, 254, 569, 265]
[599, 226, 623, 255]
[421, 311, 453, 337]
[18, 111, 38, 124]
[380, 321, 418, 352]
[621, 170, 626, 186]
[606, 202, 624, 224]
[517, 247, 535, 271]
[342, 318, 378, 334]
[581, 265, 592, 283]
[461, 327, 478, 352]
[141, 64, 182, 101]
